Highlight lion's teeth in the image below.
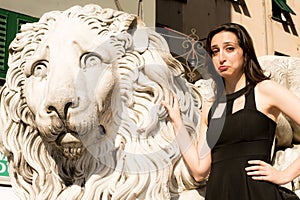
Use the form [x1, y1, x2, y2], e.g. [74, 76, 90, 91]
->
[64, 148, 68, 154]
[70, 148, 74, 155]
[62, 146, 84, 158]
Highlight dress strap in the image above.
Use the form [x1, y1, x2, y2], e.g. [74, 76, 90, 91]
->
[244, 84, 257, 110]
[226, 84, 250, 101]
[226, 84, 251, 114]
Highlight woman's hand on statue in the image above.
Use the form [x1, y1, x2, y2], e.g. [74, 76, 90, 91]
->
[245, 160, 290, 185]
[162, 91, 183, 132]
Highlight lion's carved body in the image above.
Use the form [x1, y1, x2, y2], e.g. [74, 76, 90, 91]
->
[0, 4, 203, 200]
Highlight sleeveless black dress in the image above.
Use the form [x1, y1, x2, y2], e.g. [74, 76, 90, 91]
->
[205, 84, 282, 200]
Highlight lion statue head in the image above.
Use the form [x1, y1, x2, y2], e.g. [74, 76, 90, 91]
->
[0, 4, 204, 200]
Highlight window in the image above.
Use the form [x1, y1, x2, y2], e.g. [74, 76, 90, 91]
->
[272, 0, 296, 23]
[0, 9, 38, 79]
[274, 51, 289, 56]
[228, 0, 243, 5]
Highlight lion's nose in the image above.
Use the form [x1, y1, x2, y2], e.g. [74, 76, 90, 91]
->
[46, 99, 75, 119]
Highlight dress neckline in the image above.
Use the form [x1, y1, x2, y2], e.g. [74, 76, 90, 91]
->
[226, 84, 250, 101]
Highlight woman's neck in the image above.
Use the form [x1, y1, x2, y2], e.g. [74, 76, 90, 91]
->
[224, 74, 247, 94]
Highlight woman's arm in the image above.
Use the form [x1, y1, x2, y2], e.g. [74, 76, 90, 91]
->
[246, 80, 300, 184]
[162, 92, 212, 182]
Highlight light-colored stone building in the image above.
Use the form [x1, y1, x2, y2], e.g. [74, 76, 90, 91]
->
[156, 0, 300, 57]
[1, 0, 299, 81]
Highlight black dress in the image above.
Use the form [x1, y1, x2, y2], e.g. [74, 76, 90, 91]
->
[205, 84, 282, 200]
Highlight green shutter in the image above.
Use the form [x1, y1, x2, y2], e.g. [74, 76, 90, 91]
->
[0, 13, 7, 73]
[0, 8, 38, 79]
[273, 0, 296, 15]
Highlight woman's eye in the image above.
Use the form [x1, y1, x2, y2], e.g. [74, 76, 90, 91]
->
[32, 61, 48, 78]
[81, 53, 102, 69]
[226, 46, 235, 51]
[211, 49, 219, 56]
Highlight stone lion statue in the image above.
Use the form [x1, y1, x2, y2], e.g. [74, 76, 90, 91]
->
[259, 55, 300, 148]
[0, 4, 205, 200]
[258, 55, 300, 195]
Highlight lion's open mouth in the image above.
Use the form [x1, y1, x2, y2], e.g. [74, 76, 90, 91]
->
[56, 132, 85, 158]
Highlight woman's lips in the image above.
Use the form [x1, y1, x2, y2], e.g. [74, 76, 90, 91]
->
[219, 65, 228, 71]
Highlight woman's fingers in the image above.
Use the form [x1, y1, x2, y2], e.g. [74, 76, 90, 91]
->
[162, 100, 170, 110]
[246, 170, 268, 176]
[246, 161, 268, 175]
[162, 91, 182, 122]
[162, 91, 180, 110]
[247, 160, 268, 166]
[170, 91, 179, 108]
[245, 165, 265, 172]
[161, 91, 184, 132]
[244, 160, 284, 183]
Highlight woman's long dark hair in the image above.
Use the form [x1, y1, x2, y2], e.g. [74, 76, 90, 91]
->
[205, 23, 269, 97]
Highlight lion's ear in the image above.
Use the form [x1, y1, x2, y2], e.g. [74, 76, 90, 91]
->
[111, 12, 149, 53]
[131, 26, 148, 53]
[128, 19, 149, 53]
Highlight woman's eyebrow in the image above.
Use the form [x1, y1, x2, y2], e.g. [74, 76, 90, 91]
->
[223, 41, 238, 45]
[211, 41, 238, 48]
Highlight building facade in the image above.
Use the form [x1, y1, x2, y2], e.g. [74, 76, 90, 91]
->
[156, 0, 300, 57]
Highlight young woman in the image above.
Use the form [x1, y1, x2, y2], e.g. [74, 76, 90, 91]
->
[162, 23, 300, 199]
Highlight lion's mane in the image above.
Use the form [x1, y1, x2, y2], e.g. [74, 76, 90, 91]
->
[0, 4, 203, 200]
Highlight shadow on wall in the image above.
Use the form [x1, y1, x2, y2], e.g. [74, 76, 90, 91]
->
[156, 0, 232, 41]
[155, 0, 233, 83]
[231, 0, 251, 17]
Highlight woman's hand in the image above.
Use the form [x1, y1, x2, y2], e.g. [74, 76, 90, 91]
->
[245, 160, 291, 185]
[162, 91, 183, 132]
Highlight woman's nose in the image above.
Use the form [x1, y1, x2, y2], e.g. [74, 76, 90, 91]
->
[218, 50, 226, 64]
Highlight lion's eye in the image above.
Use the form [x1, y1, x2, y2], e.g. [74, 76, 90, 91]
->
[81, 53, 102, 69]
[32, 61, 48, 78]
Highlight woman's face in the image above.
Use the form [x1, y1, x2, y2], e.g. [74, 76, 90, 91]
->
[210, 31, 244, 79]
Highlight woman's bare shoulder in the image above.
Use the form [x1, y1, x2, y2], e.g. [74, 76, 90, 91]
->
[256, 80, 285, 96]
[257, 79, 279, 89]
[256, 79, 298, 109]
